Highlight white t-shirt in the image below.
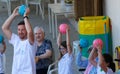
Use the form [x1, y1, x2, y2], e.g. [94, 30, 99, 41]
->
[97, 64, 114, 74]
[58, 53, 76, 74]
[9, 33, 36, 74]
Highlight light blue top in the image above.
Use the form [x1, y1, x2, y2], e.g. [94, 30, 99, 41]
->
[76, 51, 88, 68]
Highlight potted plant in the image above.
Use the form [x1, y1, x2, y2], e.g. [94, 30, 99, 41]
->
[65, 0, 73, 5]
[64, 0, 73, 11]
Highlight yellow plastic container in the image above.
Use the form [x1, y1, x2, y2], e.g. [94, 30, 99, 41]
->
[114, 46, 120, 70]
[78, 16, 109, 35]
[77, 16, 112, 58]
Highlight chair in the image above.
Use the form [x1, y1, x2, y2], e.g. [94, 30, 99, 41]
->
[47, 58, 82, 74]
[0, 0, 20, 16]
[54, 0, 57, 4]
[115, 46, 120, 70]
[3, 53, 6, 73]
[47, 61, 58, 74]
[26, 0, 44, 19]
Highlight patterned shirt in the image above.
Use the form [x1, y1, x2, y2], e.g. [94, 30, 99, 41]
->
[36, 39, 53, 69]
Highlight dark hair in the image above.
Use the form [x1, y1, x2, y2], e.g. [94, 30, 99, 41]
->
[102, 53, 116, 72]
[58, 41, 67, 60]
[87, 45, 93, 53]
[17, 21, 25, 26]
[60, 41, 67, 49]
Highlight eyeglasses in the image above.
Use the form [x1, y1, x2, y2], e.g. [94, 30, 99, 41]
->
[59, 47, 65, 50]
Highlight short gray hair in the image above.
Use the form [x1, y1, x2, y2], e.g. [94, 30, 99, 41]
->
[34, 26, 45, 34]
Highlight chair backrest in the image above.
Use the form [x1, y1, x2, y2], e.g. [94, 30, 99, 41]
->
[49, 68, 58, 74]
[0, 0, 18, 2]
[115, 46, 120, 70]
[3, 53, 6, 73]
[1, 0, 18, 1]
[54, 0, 57, 4]
[10, 0, 19, 1]
[47, 61, 58, 74]
[25, 0, 41, 6]
[0, 0, 7, 2]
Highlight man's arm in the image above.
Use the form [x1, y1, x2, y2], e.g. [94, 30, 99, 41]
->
[24, 8, 34, 44]
[35, 49, 52, 63]
[2, 7, 19, 40]
[36, 40, 53, 63]
[38, 50, 52, 59]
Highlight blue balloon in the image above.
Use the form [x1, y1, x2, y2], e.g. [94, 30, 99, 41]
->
[79, 38, 89, 48]
[0, 35, 3, 43]
[18, 5, 26, 16]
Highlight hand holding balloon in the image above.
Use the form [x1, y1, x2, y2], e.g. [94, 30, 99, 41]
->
[18, 5, 27, 16]
[79, 38, 89, 48]
[59, 23, 68, 34]
[93, 38, 103, 50]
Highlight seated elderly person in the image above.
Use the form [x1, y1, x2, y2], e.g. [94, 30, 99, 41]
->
[34, 26, 53, 74]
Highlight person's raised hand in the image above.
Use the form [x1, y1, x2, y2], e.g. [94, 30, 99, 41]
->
[24, 7, 30, 16]
[96, 45, 102, 53]
[12, 6, 19, 16]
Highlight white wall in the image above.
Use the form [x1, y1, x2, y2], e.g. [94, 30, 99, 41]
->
[104, 0, 120, 50]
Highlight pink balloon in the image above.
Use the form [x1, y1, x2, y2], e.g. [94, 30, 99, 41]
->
[59, 24, 68, 34]
[93, 38, 103, 49]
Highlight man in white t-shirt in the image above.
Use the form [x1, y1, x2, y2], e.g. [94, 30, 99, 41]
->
[2, 6, 36, 74]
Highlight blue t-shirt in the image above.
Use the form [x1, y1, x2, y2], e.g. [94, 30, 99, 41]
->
[76, 51, 88, 68]
[36, 39, 53, 69]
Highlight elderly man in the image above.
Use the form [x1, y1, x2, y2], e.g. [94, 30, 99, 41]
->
[34, 26, 53, 74]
